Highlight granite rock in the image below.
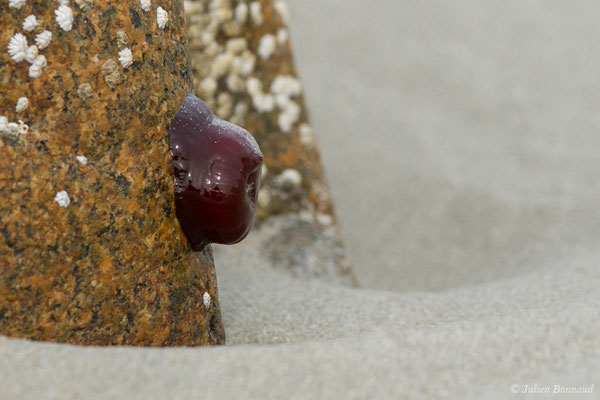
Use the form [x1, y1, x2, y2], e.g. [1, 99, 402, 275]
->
[0, 0, 224, 346]
[185, 0, 356, 286]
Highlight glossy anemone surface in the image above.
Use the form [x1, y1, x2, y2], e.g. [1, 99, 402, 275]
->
[169, 94, 263, 251]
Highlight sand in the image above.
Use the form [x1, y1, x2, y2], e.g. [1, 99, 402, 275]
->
[1, 0, 600, 398]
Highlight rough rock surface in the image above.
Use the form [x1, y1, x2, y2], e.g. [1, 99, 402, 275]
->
[0, 0, 224, 346]
[185, 0, 356, 286]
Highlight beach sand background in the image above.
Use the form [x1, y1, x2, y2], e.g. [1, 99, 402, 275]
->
[1, 1, 599, 398]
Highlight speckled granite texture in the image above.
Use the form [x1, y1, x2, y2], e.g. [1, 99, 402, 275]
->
[0, 0, 224, 346]
[185, 0, 356, 286]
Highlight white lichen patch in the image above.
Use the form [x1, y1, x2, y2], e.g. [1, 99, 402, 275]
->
[23, 15, 39, 32]
[76, 155, 88, 165]
[35, 31, 52, 49]
[157, 6, 168, 29]
[55, 5, 74, 31]
[249, 2, 263, 25]
[9, 0, 26, 9]
[140, 0, 151, 12]
[54, 191, 71, 208]
[203, 292, 211, 308]
[257, 34, 276, 60]
[8, 33, 28, 63]
[15, 97, 29, 113]
[118, 47, 133, 69]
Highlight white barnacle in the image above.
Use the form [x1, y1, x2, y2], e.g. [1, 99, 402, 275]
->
[246, 77, 262, 96]
[203, 292, 211, 308]
[274, 0, 290, 24]
[0, 117, 8, 133]
[55, 5, 74, 31]
[28, 55, 46, 78]
[9, 0, 26, 9]
[33, 54, 47, 67]
[140, 0, 151, 12]
[253, 93, 274, 113]
[25, 45, 39, 63]
[210, 53, 233, 79]
[15, 97, 29, 113]
[246, 77, 275, 113]
[274, 169, 303, 188]
[0, 118, 23, 136]
[317, 213, 333, 226]
[35, 30, 53, 49]
[156, 6, 168, 29]
[118, 47, 133, 69]
[299, 123, 315, 145]
[226, 38, 247, 55]
[28, 64, 42, 78]
[199, 77, 217, 96]
[271, 75, 302, 98]
[7, 123, 20, 135]
[239, 52, 255, 76]
[277, 28, 288, 44]
[54, 191, 71, 208]
[278, 101, 300, 132]
[234, 2, 248, 23]
[17, 120, 29, 135]
[257, 34, 276, 60]
[8, 33, 28, 63]
[249, 2, 263, 25]
[76, 155, 88, 165]
[23, 15, 39, 32]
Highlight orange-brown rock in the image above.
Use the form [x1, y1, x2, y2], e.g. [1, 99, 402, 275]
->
[0, 0, 224, 346]
[185, 0, 356, 286]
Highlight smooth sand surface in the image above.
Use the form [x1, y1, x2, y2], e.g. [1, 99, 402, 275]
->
[288, 0, 600, 292]
[2, 1, 600, 398]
